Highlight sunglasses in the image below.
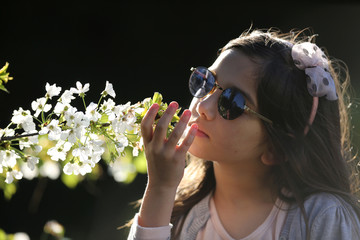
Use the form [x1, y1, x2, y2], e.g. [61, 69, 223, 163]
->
[189, 66, 272, 123]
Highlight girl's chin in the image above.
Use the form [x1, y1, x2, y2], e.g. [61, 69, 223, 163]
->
[188, 145, 207, 160]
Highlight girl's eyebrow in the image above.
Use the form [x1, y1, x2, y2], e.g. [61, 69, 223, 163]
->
[212, 69, 256, 107]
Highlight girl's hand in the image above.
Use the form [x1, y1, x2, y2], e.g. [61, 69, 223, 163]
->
[138, 102, 197, 227]
[141, 102, 198, 190]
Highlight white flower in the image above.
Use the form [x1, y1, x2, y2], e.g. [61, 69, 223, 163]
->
[48, 141, 73, 161]
[101, 80, 116, 98]
[26, 156, 40, 171]
[31, 144, 42, 153]
[100, 98, 115, 113]
[0, 128, 15, 139]
[39, 119, 62, 140]
[89, 153, 102, 165]
[114, 134, 129, 154]
[64, 160, 92, 176]
[134, 106, 145, 115]
[85, 102, 101, 121]
[65, 109, 89, 128]
[112, 114, 135, 134]
[5, 169, 23, 183]
[44, 220, 64, 236]
[72, 145, 91, 162]
[60, 127, 82, 143]
[45, 83, 62, 99]
[21, 120, 36, 133]
[63, 160, 93, 176]
[0, 150, 4, 165]
[108, 160, 136, 182]
[11, 107, 32, 124]
[74, 112, 90, 128]
[31, 97, 52, 117]
[0, 150, 19, 168]
[87, 139, 105, 165]
[132, 147, 139, 157]
[54, 102, 71, 116]
[113, 102, 131, 116]
[71, 81, 90, 97]
[89, 139, 105, 153]
[19, 131, 39, 150]
[101, 99, 116, 121]
[39, 161, 60, 179]
[64, 106, 78, 126]
[20, 122, 36, 133]
[63, 162, 80, 175]
[112, 102, 136, 132]
[59, 89, 75, 104]
[78, 162, 92, 175]
[13, 232, 30, 240]
[11, 108, 36, 132]
[70, 140, 104, 175]
[21, 164, 39, 180]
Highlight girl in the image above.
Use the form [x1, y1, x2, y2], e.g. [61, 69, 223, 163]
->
[127, 28, 360, 239]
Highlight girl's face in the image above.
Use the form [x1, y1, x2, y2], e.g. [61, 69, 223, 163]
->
[188, 49, 269, 165]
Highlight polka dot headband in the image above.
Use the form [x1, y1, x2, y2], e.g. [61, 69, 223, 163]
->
[291, 42, 338, 101]
[291, 42, 338, 134]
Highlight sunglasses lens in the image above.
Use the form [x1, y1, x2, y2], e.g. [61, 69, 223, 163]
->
[189, 67, 216, 98]
[218, 88, 246, 120]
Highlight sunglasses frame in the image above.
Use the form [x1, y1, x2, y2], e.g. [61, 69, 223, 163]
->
[189, 67, 273, 124]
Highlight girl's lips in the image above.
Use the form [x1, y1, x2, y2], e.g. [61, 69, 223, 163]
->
[189, 120, 209, 138]
[196, 129, 209, 138]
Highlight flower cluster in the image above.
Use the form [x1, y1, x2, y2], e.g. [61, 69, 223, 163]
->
[0, 81, 179, 185]
[0, 62, 13, 93]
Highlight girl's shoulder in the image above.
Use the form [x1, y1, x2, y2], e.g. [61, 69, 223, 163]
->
[281, 192, 360, 239]
[303, 192, 353, 213]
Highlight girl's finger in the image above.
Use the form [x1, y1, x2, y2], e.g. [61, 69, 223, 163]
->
[152, 102, 178, 143]
[141, 103, 160, 144]
[177, 123, 198, 154]
[166, 109, 191, 148]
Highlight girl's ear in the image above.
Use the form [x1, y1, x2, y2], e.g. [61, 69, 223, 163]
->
[261, 144, 277, 166]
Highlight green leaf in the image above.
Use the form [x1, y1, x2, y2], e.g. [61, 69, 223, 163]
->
[133, 151, 147, 174]
[101, 141, 117, 164]
[61, 174, 79, 189]
[0, 62, 10, 74]
[4, 183, 16, 200]
[152, 92, 163, 105]
[126, 133, 140, 144]
[123, 171, 137, 184]
[0, 84, 9, 93]
[120, 147, 133, 163]
[0, 229, 7, 240]
[0, 62, 12, 93]
[99, 113, 109, 124]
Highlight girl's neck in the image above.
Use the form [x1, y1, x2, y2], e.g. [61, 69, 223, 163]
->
[211, 160, 278, 239]
[212, 160, 276, 207]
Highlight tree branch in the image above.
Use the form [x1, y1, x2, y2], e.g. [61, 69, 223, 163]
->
[0, 132, 39, 142]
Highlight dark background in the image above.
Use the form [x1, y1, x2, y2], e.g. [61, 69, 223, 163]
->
[0, 2, 360, 240]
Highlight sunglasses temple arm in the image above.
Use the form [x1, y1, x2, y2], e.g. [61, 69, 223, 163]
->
[244, 106, 273, 124]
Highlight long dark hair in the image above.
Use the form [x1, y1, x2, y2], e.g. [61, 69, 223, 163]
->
[171, 28, 360, 238]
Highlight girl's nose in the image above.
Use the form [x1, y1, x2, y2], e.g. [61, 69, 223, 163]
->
[195, 90, 219, 121]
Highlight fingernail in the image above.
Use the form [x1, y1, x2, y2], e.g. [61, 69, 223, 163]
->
[182, 109, 191, 118]
[169, 102, 179, 109]
[151, 103, 159, 111]
[191, 123, 198, 131]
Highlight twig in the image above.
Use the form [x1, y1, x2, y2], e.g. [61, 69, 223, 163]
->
[0, 132, 39, 142]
